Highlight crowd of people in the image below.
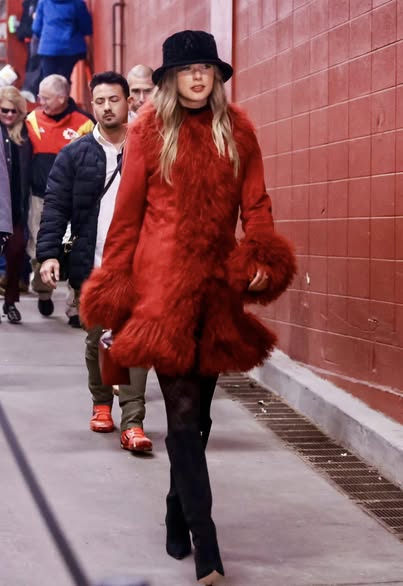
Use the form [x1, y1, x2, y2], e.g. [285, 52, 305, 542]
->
[1, 9, 297, 584]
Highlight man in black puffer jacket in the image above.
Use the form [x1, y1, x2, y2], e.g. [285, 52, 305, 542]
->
[36, 71, 152, 453]
[36, 125, 106, 291]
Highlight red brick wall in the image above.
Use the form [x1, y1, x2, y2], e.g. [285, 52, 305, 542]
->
[233, 0, 403, 396]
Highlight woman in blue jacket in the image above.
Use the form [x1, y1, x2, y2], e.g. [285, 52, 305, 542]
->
[32, 0, 93, 83]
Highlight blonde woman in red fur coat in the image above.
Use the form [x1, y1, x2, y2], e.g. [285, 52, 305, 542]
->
[80, 30, 296, 585]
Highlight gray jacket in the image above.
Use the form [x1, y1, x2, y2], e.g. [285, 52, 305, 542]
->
[0, 136, 12, 235]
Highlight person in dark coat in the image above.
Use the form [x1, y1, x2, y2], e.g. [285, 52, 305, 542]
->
[0, 86, 32, 323]
[32, 0, 93, 84]
[80, 31, 297, 585]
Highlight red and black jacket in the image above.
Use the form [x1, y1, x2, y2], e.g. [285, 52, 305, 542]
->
[26, 97, 94, 197]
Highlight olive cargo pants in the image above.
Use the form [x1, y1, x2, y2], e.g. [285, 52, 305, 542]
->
[85, 325, 148, 431]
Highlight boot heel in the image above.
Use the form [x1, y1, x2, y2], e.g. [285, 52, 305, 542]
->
[198, 570, 224, 585]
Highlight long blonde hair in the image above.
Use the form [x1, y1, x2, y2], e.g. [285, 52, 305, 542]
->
[0, 85, 27, 145]
[152, 67, 240, 183]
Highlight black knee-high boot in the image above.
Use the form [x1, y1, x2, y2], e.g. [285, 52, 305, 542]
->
[165, 415, 213, 560]
[165, 374, 216, 561]
[166, 430, 224, 584]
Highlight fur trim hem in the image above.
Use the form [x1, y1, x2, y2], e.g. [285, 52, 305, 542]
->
[227, 231, 297, 305]
[199, 309, 276, 374]
[111, 317, 196, 376]
[79, 267, 134, 330]
[109, 308, 276, 376]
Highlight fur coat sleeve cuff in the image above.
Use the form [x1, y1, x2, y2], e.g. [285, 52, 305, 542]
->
[228, 230, 297, 305]
[79, 267, 134, 330]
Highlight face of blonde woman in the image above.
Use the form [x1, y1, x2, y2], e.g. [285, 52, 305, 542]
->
[0, 98, 19, 128]
[176, 63, 215, 109]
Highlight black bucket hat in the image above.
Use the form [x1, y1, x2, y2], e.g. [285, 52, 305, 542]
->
[152, 30, 233, 85]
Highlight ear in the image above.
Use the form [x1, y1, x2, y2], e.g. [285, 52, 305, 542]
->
[127, 96, 135, 110]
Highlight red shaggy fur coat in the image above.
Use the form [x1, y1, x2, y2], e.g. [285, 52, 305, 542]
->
[80, 104, 296, 375]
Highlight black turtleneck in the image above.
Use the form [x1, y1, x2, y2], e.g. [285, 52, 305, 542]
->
[184, 104, 211, 116]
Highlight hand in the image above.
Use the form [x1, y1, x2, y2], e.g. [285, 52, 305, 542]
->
[0, 232, 10, 243]
[248, 266, 270, 292]
[40, 259, 60, 289]
[0, 232, 10, 254]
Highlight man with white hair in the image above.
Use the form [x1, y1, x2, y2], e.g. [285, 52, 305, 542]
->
[126, 64, 154, 119]
[26, 73, 93, 317]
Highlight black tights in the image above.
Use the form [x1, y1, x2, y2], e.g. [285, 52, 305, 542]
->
[156, 372, 217, 437]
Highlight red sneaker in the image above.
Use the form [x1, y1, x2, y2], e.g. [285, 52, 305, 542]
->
[90, 405, 114, 433]
[121, 427, 153, 452]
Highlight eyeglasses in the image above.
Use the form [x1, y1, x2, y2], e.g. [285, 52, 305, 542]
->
[0, 107, 17, 114]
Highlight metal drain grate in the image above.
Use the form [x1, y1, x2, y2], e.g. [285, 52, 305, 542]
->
[218, 372, 403, 541]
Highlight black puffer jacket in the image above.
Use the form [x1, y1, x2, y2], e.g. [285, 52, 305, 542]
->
[36, 132, 108, 290]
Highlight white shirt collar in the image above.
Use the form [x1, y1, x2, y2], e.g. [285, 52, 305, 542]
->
[93, 123, 125, 151]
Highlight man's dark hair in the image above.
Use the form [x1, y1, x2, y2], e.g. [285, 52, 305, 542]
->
[89, 71, 130, 98]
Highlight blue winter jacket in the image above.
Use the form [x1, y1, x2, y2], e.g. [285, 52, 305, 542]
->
[32, 0, 92, 57]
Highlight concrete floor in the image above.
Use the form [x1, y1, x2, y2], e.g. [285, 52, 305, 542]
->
[1, 287, 403, 586]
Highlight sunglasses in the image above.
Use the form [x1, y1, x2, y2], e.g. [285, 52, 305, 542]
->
[0, 107, 17, 114]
